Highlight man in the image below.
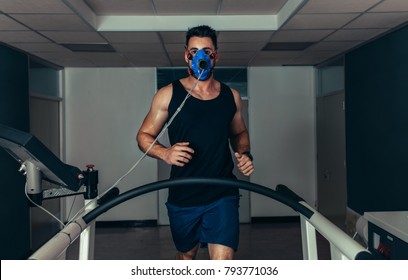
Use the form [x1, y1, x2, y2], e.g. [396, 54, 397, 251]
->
[137, 25, 254, 260]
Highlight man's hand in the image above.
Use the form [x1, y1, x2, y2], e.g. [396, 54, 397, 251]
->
[163, 142, 194, 166]
[234, 152, 254, 176]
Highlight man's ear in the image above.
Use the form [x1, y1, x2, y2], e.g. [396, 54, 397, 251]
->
[185, 50, 192, 63]
[212, 52, 219, 63]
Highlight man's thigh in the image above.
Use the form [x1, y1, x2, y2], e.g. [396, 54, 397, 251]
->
[201, 195, 240, 251]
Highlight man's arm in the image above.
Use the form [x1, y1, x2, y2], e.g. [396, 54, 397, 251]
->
[229, 88, 254, 176]
[136, 84, 194, 167]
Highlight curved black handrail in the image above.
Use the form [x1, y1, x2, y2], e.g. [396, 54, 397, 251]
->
[83, 177, 314, 224]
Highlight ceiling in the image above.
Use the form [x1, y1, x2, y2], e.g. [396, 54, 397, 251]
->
[1, 0, 407, 68]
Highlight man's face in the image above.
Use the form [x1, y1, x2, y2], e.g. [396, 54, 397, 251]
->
[185, 36, 218, 65]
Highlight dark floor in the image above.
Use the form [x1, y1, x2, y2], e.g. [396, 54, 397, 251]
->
[66, 222, 332, 260]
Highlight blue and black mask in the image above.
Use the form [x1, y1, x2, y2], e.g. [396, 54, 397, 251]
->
[188, 49, 213, 81]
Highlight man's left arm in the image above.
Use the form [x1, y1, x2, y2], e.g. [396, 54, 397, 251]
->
[229, 88, 254, 177]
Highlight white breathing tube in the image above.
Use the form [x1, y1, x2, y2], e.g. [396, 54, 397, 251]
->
[64, 70, 204, 225]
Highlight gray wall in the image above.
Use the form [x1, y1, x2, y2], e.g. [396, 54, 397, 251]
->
[249, 67, 317, 217]
[63, 68, 158, 221]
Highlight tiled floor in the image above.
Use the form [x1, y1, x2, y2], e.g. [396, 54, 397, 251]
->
[66, 222, 331, 260]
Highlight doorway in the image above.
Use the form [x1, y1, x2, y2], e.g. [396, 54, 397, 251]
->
[316, 91, 347, 228]
[29, 95, 62, 250]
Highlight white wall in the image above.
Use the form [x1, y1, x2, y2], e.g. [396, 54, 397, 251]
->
[63, 68, 157, 221]
[248, 67, 317, 217]
[62, 66, 317, 221]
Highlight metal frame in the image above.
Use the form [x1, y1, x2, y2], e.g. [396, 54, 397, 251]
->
[29, 178, 371, 260]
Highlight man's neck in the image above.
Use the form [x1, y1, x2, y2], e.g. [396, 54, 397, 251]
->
[182, 76, 220, 100]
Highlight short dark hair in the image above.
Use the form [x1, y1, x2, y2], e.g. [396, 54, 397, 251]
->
[185, 25, 217, 50]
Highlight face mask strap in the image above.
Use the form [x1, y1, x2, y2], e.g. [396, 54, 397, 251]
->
[185, 50, 193, 60]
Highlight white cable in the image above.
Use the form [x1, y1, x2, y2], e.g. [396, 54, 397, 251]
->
[66, 194, 77, 222]
[24, 183, 66, 228]
[66, 71, 204, 225]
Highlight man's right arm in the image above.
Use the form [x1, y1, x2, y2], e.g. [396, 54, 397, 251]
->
[136, 84, 194, 166]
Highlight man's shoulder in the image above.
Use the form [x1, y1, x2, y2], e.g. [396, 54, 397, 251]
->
[220, 81, 239, 96]
[157, 82, 173, 95]
[159, 79, 182, 92]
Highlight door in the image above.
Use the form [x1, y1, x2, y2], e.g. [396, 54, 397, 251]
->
[29, 95, 62, 250]
[316, 91, 347, 228]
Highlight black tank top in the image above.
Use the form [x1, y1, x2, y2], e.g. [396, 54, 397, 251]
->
[166, 80, 239, 206]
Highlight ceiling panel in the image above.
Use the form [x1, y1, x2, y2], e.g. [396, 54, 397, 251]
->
[160, 31, 186, 44]
[308, 41, 363, 51]
[8, 42, 70, 53]
[84, 0, 155, 15]
[113, 43, 165, 53]
[219, 0, 287, 15]
[0, 0, 73, 14]
[217, 42, 266, 52]
[325, 28, 389, 41]
[32, 51, 95, 67]
[270, 30, 334, 42]
[10, 14, 93, 31]
[218, 51, 257, 60]
[0, 31, 51, 43]
[369, 0, 408, 12]
[0, 0, 407, 68]
[218, 58, 252, 66]
[217, 31, 274, 43]
[101, 31, 161, 44]
[168, 52, 187, 66]
[298, 0, 382, 14]
[154, 0, 219, 15]
[282, 13, 359, 29]
[164, 43, 185, 53]
[344, 12, 408, 29]
[0, 14, 29, 30]
[40, 31, 106, 43]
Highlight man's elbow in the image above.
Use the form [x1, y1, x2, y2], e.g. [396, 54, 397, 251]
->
[230, 128, 248, 139]
[136, 131, 145, 152]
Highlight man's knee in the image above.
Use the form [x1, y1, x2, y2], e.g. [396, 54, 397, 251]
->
[208, 244, 234, 260]
[176, 245, 199, 260]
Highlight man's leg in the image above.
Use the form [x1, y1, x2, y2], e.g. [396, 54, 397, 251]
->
[202, 196, 240, 260]
[176, 244, 200, 260]
[208, 243, 234, 260]
[166, 202, 202, 260]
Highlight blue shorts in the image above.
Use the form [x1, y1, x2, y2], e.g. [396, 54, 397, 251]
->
[166, 195, 240, 253]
